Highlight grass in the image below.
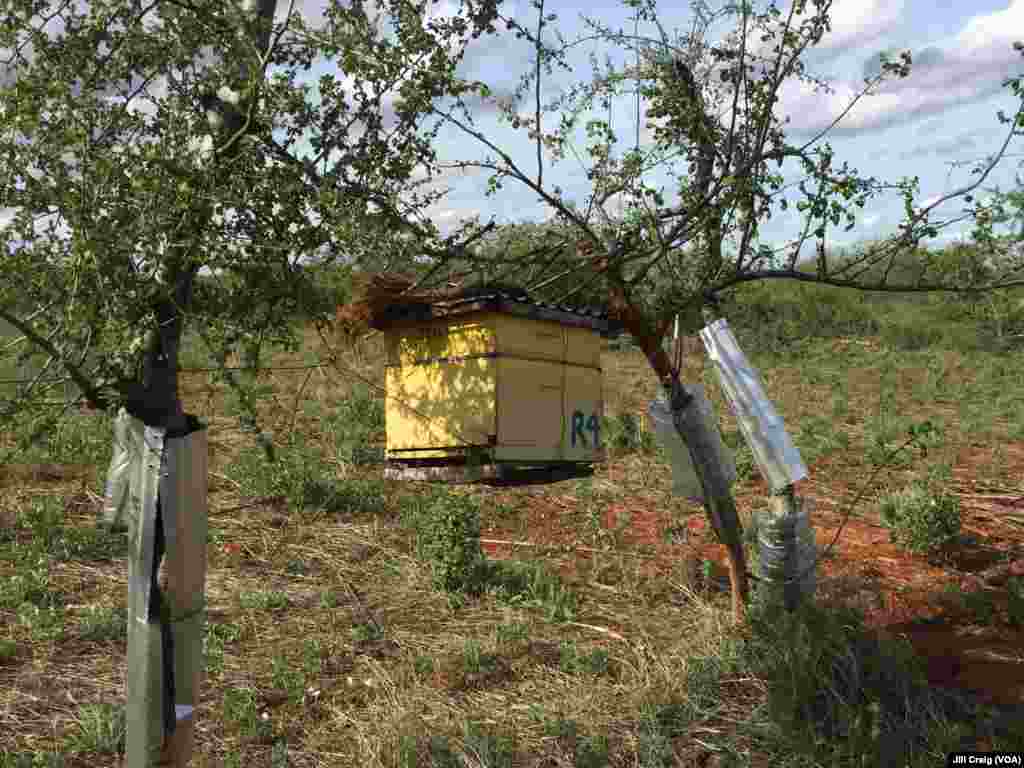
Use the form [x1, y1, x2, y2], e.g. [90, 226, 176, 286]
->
[2, 299, 1024, 764]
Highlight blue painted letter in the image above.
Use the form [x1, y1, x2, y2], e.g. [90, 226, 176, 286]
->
[586, 413, 600, 448]
[571, 410, 586, 447]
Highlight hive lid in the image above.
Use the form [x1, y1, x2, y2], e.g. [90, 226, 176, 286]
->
[371, 286, 616, 334]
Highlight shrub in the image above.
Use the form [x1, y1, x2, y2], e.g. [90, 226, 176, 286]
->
[325, 384, 385, 463]
[741, 597, 946, 763]
[228, 433, 385, 516]
[66, 703, 125, 756]
[879, 482, 961, 555]
[402, 490, 489, 595]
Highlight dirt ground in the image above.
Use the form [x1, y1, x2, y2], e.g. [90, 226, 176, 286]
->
[478, 440, 1024, 710]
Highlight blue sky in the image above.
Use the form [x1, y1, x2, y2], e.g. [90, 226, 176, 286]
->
[294, 0, 1024, 254]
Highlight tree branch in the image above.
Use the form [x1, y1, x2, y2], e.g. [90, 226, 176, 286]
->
[0, 307, 111, 410]
[711, 267, 1024, 296]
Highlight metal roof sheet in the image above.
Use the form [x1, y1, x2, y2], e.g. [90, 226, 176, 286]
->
[372, 290, 621, 335]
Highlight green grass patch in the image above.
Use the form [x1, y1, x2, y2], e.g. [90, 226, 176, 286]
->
[226, 434, 386, 516]
[486, 560, 578, 622]
[0, 752, 67, 768]
[879, 481, 962, 556]
[65, 703, 125, 757]
[603, 411, 657, 455]
[237, 589, 290, 612]
[2, 498, 127, 564]
[75, 605, 126, 644]
[0, 560, 60, 611]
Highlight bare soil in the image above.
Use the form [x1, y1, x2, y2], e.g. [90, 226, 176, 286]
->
[479, 440, 1024, 710]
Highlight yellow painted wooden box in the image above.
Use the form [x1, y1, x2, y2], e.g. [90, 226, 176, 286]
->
[381, 296, 607, 466]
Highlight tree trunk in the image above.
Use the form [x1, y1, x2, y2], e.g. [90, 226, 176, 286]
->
[603, 273, 749, 620]
[665, 371, 749, 621]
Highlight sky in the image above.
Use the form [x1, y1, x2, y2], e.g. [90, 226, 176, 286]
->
[292, 0, 1024, 256]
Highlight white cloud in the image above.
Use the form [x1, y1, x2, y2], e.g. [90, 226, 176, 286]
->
[806, 0, 904, 54]
[740, 0, 902, 65]
[427, 206, 480, 233]
[777, 5, 1021, 138]
[956, 0, 1024, 51]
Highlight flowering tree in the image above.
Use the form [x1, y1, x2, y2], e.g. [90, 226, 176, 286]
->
[0, 0, 500, 442]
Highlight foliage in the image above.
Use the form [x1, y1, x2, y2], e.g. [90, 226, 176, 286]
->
[721, 278, 881, 347]
[538, 716, 610, 768]
[740, 596, 961, 764]
[603, 411, 657, 455]
[227, 431, 386, 516]
[416, 2, 1024, 319]
[719, 240, 1024, 354]
[1009, 577, 1024, 627]
[400, 489, 490, 595]
[325, 384, 386, 464]
[0, 0, 503, 449]
[76, 605, 127, 644]
[879, 482, 962, 555]
[558, 642, 610, 676]
[486, 559, 578, 622]
[0, 753, 66, 768]
[457, 219, 611, 307]
[636, 698, 695, 768]
[66, 703, 125, 756]
[400, 0, 1022, 618]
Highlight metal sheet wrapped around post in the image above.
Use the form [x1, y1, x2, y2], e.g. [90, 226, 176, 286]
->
[124, 419, 167, 767]
[157, 416, 208, 767]
[699, 319, 807, 493]
[103, 408, 147, 533]
[118, 414, 208, 767]
[756, 494, 816, 610]
[647, 384, 736, 501]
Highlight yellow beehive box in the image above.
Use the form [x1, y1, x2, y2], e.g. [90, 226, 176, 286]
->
[379, 292, 607, 466]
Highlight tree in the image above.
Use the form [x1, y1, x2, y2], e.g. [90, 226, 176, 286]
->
[399, 0, 1024, 619]
[0, 0, 501, 762]
[0, 0, 503, 438]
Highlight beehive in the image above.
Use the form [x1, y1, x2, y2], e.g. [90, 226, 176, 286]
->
[377, 290, 609, 471]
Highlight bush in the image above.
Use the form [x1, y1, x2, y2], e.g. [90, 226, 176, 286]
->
[740, 596, 958, 764]
[879, 482, 961, 555]
[227, 434, 385, 516]
[401, 490, 489, 595]
[723, 280, 881, 350]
